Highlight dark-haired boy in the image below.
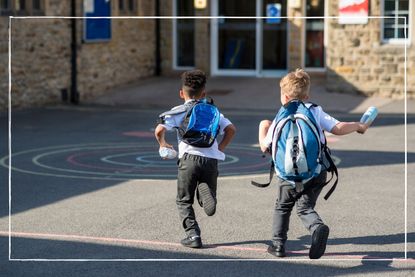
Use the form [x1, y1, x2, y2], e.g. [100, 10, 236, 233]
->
[155, 70, 236, 248]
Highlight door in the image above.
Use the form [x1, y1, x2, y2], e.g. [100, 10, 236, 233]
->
[212, 0, 287, 76]
[261, 0, 288, 73]
[216, 0, 256, 74]
[173, 0, 195, 69]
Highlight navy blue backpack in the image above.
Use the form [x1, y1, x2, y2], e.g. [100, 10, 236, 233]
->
[251, 100, 338, 200]
[159, 97, 221, 148]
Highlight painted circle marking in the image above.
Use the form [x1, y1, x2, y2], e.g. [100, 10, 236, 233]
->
[0, 143, 271, 180]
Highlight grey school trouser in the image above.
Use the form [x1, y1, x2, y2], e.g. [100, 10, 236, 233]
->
[272, 171, 327, 245]
[176, 153, 218, 237]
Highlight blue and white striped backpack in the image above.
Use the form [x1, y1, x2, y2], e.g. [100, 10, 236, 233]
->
[251, 100, 338, 200]
[159, 97, 221, 148]
[272, 100, 322, 184]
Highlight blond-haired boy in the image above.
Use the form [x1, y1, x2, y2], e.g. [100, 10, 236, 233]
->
[258, 69, 369, 259]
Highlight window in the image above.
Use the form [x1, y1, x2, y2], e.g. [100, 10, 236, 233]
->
[32, 0, 40, 10]
[0, 0, 12, 15]
[304, 0, 325, 69]
[119, 0, 136, 14]
[0, 0, 44, 16]
[382, 0, 410, 42]
[174, 0, 195, 68]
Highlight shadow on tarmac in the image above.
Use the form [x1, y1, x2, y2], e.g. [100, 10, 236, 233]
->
[333, 150, 415, 168]
[207, 232, 415, 259]
[1, 236, 413, 277]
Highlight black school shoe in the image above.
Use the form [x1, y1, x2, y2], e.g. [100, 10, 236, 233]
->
[267, 244, 286, 258]
[181, 235, 202, 248]
[309, 224, 330, 259]
[197, 183, 216, 216]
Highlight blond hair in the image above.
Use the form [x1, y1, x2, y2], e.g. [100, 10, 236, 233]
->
[279, 69, 310, 100]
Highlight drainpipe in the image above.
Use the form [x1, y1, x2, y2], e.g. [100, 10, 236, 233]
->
[70, 0, 79, 104]
[155, 0, 161, 76]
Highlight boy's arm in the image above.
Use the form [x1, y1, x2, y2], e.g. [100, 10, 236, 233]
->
[330, 122, 369, 135]
[259, 120, 272, 153]
[218, 124, 236, 152]
[154, 124, 173, 149]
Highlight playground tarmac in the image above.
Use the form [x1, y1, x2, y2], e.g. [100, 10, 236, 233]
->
[0, 76, 414, 276]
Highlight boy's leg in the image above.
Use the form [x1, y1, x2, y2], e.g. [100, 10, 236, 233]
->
[296, 171, 329, 259]
[271, 181, 296, 246]
[198, 157, 218, 216]
[295, 171, 327, 233]
[176, 155, 201, 239]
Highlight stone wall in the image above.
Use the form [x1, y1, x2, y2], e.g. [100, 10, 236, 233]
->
[326, 0, 415, 98]
[0, 1, 72, 109]
[159, 0, 174, 76]
[77, 0, 156, 100]
[287, 3, 303, 70]
[0, 4, 72, 109]
[0, 0, 157, 110]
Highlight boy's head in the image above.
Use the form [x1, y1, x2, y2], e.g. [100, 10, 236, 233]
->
[180, 69, 207, 100]
[279, 68, 310, 104]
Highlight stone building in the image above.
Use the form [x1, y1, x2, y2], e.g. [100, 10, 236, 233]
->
[0, 0, 413, 110]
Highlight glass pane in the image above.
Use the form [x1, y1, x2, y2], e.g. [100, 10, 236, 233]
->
[399, 0, 409, 11]
[176, 0, 195, 67]
[305, 0, 324, 68]
[384, 0, 395, 12]
[119, 0, 124, 11]
[306, 0, 324, 16]
[0, 0, 10, 9]
[16, 0, 26, 10]
[398, 15, 409, 25]
[32, 0, 40, 10]
[219, 0, 256, 69]
[384, 28, 395, 39]
[397, 28, 407, 38]
[128, 0, 134, 11]
[262, 0, 288, 70]
[384, 18, 395, 25]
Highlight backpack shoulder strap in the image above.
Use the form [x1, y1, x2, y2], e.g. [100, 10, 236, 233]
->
[158, 101, 196, 124]
[250, 120, 279, 188]
[306, 102, 319, 108]
[322, 146, 338, 200]
[251, 160, 275, 188]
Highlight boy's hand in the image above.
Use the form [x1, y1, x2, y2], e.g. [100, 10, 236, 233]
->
[357, 123, 369, 134]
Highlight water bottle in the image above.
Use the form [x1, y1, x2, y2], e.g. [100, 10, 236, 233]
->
[360, 106, 378, 125]
[159, 147, 177, 159]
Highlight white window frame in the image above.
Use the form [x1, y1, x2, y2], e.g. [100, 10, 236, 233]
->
[381, 0, 411, 45]
[172, 0, 195, 70]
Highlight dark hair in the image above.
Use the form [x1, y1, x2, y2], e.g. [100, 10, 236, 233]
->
[181, 69, 207, 98]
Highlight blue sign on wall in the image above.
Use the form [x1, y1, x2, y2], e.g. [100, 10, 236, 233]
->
[84, 0, 111, 42]
[266, 3, 281, 24]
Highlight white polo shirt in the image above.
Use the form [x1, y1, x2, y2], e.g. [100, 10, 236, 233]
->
[263, 104, 339, 148]
[161, 100, 232, 161]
